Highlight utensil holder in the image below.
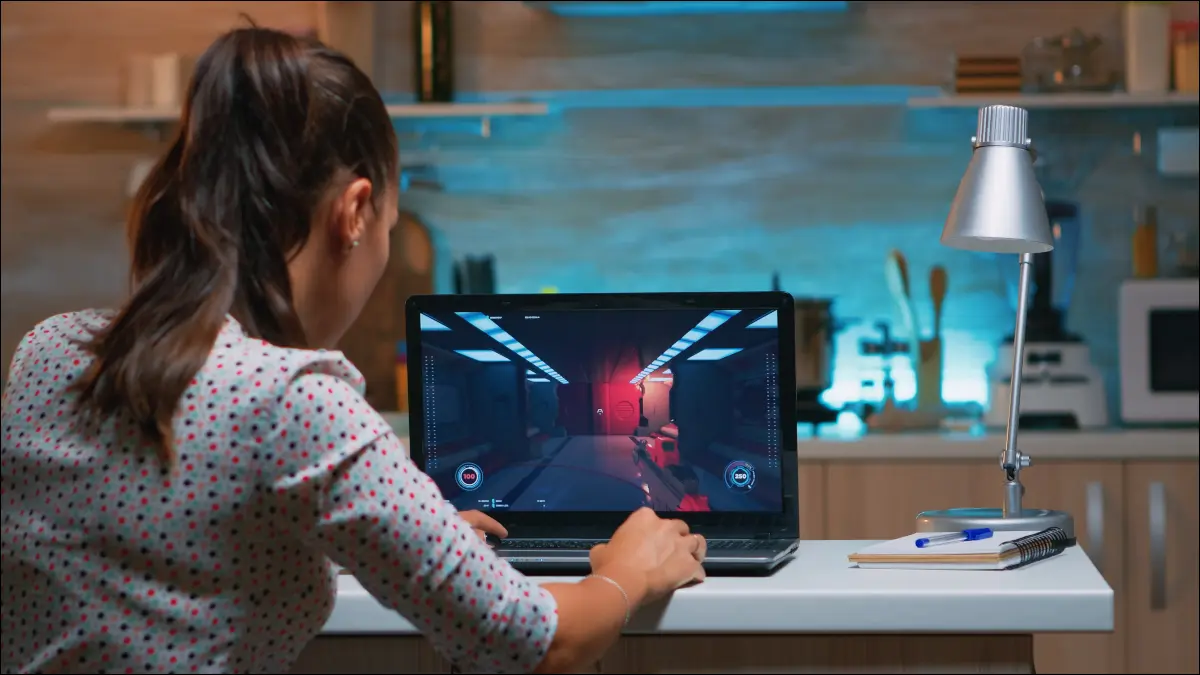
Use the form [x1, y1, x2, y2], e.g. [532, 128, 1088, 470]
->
[915, 337, 944, 413]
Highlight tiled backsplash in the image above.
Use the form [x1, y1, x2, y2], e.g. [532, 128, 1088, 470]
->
[2, 1, 1197, 420]
[401, 101, 1198, 417]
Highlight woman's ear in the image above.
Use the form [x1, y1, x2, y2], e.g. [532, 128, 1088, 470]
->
[333, 177, 374, 251]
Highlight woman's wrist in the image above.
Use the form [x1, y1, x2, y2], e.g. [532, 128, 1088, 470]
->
[587, 564, 649, 611]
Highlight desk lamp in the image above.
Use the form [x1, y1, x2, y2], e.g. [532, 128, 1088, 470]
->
[916, 105, 1075, 538]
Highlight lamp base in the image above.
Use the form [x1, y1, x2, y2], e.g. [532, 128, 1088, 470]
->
[916, 507, 1075, 541]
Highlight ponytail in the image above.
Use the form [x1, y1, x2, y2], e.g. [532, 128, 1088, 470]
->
[74, 27, 397, 467]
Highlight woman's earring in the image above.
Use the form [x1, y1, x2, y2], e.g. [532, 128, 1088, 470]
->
[347, 240, 360, 253]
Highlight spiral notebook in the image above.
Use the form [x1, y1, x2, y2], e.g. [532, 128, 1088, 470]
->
[849, 528, 1072, 570]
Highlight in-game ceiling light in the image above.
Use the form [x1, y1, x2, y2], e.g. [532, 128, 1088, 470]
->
[746, 310, 777, 329]
[456, 349, 510, 363]
[687, 348, 743, 361]
[456, 312, 568, 384]
[630, 310, 740, 384]
[421, 314, 452, 331]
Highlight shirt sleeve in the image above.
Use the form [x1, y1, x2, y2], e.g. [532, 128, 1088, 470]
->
[267, 366, 558, 674]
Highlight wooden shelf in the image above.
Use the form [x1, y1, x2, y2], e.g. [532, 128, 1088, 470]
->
[46, 102, 549, 125]
[907, 91, 1200, 110]
[47, 107, 178, 124]
[524, 1, 847, 17]
[454, 86, 942, 110]
[45, 89, 1195, 128]
[386, 102, 548, 118]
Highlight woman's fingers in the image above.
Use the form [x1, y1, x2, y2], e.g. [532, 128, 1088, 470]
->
[691, 534, 707, 562]
[459, 509, 508, 538]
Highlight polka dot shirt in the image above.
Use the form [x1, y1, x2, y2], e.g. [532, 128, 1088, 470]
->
[1, 311, 558, 674]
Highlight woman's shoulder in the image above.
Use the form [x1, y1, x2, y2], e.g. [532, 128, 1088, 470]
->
[20, 308, 113, 343]
[10, 309, 112, 368]
[204, 320, 368, 402]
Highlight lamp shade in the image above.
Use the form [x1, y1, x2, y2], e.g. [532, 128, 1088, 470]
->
[940, 106, 1054, 254]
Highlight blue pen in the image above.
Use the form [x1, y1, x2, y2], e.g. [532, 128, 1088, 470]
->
[915, 528, 994, 549]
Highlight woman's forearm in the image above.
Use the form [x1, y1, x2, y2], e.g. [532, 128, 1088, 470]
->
[536, 567, 647, 673]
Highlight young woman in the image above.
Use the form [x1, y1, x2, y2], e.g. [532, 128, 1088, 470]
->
[0, 27, 705, 674]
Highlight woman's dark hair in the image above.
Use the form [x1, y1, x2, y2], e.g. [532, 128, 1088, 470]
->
[74, 27, 398, 465]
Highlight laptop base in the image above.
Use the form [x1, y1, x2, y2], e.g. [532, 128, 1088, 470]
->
[497, 539, 797, 577]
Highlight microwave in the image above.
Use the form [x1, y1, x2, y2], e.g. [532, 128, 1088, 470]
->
[1118, 278, 1200, 424]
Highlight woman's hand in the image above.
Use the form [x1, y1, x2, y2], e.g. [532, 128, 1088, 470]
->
[459, 510, 507, 542]
[588, 507, 706, 607]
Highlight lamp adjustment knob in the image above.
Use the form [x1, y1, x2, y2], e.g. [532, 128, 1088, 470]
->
[973, 105, 1029, 149]
[1000, 450, 1034, 470]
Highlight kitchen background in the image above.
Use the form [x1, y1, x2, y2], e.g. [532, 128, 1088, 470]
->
[2, 1, 1198, 422]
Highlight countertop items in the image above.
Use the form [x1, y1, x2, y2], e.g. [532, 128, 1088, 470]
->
[794, 426, 1199, 460]
[323, 540, 1111, 635]
[379, 413, 1198, 461]
[873, 250, 946, 431]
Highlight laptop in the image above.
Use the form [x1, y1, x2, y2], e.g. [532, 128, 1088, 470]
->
[406, 292, 800, 575]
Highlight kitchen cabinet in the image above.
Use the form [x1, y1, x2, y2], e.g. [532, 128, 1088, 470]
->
[797, 462, 827, 539]
[292, 636, 443, 673]
[316, 1, 376, 80]
[822, 460, 995, 539]
[816, 458, 1198, 675]
[1123, 461, 1199, 674]
[604, 634, 1033, 674]
[1019, 462, 1126, 674]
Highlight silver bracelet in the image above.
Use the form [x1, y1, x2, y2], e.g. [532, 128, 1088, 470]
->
[586, 573, 631, 627]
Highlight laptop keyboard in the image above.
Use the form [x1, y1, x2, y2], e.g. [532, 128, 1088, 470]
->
[500, 539, 770, 551]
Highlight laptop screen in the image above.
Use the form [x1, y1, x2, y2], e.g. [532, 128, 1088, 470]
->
[417, 306, 784, 514]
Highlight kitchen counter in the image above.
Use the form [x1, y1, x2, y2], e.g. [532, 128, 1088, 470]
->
[352, 413, 1195, 673]
[793, 426, 1198, 460]
[380, 412, 1198, 461]
[296, 541, 1110, 674]
[323, 540, 1111, 635]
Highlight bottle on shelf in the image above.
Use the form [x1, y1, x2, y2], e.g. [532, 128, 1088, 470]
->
[1131, 204, 1160, 279]
[413, 1, 455, 103]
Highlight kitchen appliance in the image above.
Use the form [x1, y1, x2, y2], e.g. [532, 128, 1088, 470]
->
[793, 298, 842, 426]
[1118, 278, 1200, 425]
[1156, 127, 1200, 178]
[983, 200, 1108, 430]
[770, 273, 844, 426]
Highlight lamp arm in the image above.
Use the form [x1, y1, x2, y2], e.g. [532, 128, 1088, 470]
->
[1002, 252, 1035, 517]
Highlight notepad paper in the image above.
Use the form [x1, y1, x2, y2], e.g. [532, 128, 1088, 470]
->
[849, 531, 1043, 570]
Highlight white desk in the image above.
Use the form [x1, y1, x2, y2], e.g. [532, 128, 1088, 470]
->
[294, 541, 1112, 673]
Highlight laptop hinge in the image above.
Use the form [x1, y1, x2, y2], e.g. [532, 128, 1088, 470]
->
[755, 532, 773, 540]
